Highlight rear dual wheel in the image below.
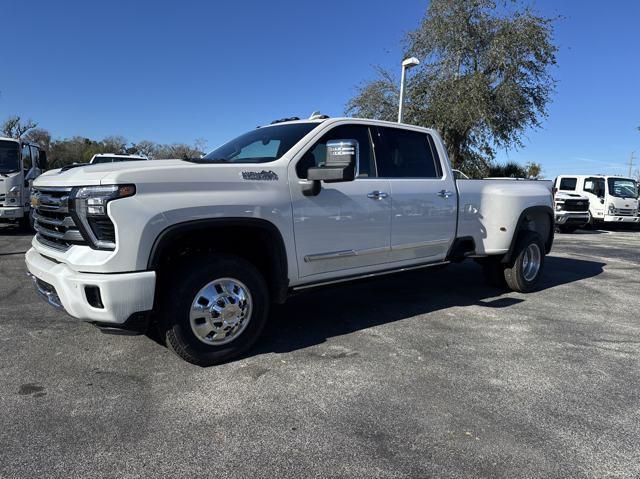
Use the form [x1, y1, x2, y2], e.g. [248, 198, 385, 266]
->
[479, 231, 545, 293]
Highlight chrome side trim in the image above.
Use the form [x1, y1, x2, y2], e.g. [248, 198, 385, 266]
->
[304, 249, 356, 263]
[304, 246, 390, 263]
[391, 239, 451, 252]
[293, 260, 449, 290]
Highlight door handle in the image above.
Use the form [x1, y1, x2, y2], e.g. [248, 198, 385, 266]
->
[367, 190, 388, 200]
[437, 190, 454, 199]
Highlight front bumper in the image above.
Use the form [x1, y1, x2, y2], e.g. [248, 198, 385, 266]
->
[555, 211, 589, 225]
[0, 206, 24, 219]
[603, 215, 640, 223]
[25, 247, 156, 324]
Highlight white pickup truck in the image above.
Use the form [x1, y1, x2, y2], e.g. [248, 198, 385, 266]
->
[26, 117, 554, 365]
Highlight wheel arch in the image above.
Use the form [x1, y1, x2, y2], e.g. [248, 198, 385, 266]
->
[148, 218, 289, 303]
[502, 206, 554, 264]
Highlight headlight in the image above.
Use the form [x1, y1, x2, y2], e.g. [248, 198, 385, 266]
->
[608, 203, 616, 214]
[555, 203, 564, 211]
[71, 185, 135, 250]
[6, 186, 20, 203]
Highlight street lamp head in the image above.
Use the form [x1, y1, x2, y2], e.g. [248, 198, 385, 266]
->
[402, 57, 420, 69]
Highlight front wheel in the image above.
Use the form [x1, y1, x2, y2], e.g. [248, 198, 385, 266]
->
[503, 231, 545, 293]
[161, 254, 269, 366]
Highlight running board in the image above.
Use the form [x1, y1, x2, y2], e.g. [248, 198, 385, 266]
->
[292, 260, 449, 291]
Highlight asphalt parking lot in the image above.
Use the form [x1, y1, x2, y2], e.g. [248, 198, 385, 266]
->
[1, 225, 639, 478]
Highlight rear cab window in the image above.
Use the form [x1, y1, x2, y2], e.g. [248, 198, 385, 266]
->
[373, 126, 442, 178]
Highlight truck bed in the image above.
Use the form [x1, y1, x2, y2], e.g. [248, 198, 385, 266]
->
[456, 179, 553, 256]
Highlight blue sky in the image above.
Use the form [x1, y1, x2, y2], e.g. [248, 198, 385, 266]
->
[1, 0, 638, 179]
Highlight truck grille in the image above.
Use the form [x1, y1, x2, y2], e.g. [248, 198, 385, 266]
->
[616, 208, 635, 216]
[32, 187, 87, 251]
[563, 199, 589, 212]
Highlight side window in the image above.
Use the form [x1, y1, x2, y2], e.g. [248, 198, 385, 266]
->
[375, 126, 441, 178]
[584, 177, 604, 197]
[559, 177, 577, 190]
[21, 144, 32, 172]
[296, 125, 375, 179]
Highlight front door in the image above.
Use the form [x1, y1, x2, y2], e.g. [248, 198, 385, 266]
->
[290, 124, 392, 279]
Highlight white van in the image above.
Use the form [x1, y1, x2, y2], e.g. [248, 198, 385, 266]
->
[554, 175, 639, 225]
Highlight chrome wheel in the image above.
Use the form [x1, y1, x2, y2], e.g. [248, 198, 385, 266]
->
[521, 243, 541, 282]
[189, 278, 253, 345]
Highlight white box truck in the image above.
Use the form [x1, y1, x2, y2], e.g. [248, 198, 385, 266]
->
[0, 137, 47, 229]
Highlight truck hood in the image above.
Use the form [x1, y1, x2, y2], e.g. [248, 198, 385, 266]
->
[34, 160, 191, 187]
[33, 159, 287, 191]
[554, 191, 588, 201]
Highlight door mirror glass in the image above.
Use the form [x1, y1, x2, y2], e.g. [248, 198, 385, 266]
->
[37, 150, 48, 170]
[307, 139, 358, 183]
[584, 180, 594, 191]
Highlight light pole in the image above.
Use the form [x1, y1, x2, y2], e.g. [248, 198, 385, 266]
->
[398, 57, 420, 123]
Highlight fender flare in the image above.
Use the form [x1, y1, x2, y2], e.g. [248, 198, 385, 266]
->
[502, 205, 554, 264]
[147, 217, 289, 301]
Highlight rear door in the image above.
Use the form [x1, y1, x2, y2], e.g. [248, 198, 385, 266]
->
[373, 126, 457, 263]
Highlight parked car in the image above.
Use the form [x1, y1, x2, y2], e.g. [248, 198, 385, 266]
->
[89, 154, 148, 164]
[0, 137, 48, 229]
[554, 175, 639, 226]
[26, 117, 554, 365]
[553, 188, 590, 233]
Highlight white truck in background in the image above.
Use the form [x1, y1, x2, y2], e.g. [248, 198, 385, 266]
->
[26, 117, 554, 365]
[554, 175, 639, 227]
[553, 188, 590, 233]
[0, 137, 48, 229]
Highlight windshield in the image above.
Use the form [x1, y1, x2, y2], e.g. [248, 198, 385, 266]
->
[607, 178, 638, 198]
[0, 140, 20, 173]
[92, 156, 146, 164]
[196, 123, 319, 164]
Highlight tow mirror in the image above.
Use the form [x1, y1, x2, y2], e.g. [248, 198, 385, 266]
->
[38, 150, 48, 170]
[302, 140, 358, 196]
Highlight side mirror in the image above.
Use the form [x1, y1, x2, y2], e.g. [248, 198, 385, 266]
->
[38, 150, 48, 170]
[302, 140, 358, 196]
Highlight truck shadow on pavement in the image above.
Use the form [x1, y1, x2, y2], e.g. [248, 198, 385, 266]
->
[254, 256, 606, 357]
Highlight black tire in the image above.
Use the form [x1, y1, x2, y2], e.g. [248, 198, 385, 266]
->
[557, 225, 578, 234]
[476, 257, 506, 288]
[503, 231, 545, 293]
[19, 209, 35, 232]
[161, 254, 269, 366]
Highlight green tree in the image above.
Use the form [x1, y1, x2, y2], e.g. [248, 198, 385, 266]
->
[346, 0, 558, 177]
